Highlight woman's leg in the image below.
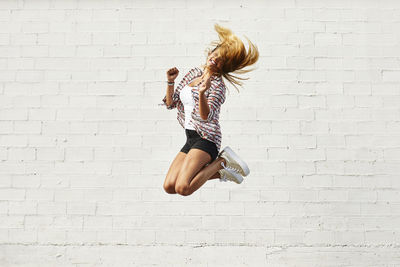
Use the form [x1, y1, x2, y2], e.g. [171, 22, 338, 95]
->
[209, 172, 221, 179]
[163, 151, 187, 194]
[202, 163, 222, 179]
[175, 149, 226, 196]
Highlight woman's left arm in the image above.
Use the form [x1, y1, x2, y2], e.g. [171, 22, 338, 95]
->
[196, 82, 226, 122]
[198, 91, 210, 120]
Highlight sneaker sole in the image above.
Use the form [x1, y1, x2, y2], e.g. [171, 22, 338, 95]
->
[235, 175, 244, 184]
[221, 146, 250, 176]
[220, 172, 244, 184]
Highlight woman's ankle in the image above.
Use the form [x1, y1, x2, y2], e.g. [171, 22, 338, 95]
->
[217, 156, 226, 165]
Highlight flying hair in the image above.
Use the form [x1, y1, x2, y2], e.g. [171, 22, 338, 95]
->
[200, 23, 260, 93]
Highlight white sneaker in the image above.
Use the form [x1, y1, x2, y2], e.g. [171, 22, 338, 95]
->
[218, 146, 250, 177]
[218, 161, 244, 184]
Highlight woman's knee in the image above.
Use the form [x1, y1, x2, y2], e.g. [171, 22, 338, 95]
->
[175, 182, 192, 196]
[163, 178, 177, 194]
[163, 183, 176, 194]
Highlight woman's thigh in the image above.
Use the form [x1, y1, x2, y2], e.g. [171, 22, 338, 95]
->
[163, 151, 187, 190]
[175, 148, 211, 188]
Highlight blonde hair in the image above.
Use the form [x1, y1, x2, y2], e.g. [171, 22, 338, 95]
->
[200, 23, 259, 93]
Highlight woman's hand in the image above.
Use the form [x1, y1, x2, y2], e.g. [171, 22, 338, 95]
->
[198, 72, 212, 94]
[166, 67, 179, 82]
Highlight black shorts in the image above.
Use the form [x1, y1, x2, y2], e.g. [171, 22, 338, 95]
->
[180, 129, 219, 162]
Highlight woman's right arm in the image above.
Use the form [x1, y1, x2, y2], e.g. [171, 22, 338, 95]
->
[161, 67, 180, 109]
[164, 82, 175, 108]
[159, 67, 198, 110]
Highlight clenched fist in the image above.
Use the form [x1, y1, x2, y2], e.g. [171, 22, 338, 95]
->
[166, 67, 179, 82]
[198, 72, 212, 94]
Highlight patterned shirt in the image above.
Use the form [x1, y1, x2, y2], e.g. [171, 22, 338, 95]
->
[159, 66, 226, 152]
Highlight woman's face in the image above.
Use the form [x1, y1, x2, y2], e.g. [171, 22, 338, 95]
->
[206, 48, 223, 73]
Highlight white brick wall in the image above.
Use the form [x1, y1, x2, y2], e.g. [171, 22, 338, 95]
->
[0, 0, 400, 266]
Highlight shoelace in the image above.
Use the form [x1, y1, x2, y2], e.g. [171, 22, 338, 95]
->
[219, 162, 241, 183]
[220, 174, 227, 182]
[221, 161, 241, 174]
[219, 164, 228, 182]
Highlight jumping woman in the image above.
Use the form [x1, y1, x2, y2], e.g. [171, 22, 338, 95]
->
[160, 23, 259, 196]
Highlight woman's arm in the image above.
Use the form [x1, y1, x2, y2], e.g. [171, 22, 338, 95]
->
[164, 82, 175, 109]
[193, 81, 226, 122]
[160, 67, 198, 110]
[198, 91, 210, 120]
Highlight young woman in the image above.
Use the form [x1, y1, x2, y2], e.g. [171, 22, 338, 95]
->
[160, 23, 259, 196]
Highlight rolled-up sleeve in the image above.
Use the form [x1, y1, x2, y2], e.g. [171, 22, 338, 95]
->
[160, 94, 177, 109]
[192, 82, 226, 122]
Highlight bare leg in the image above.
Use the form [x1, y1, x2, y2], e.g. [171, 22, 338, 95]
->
[208, 172, 221, 179]
[175, 148, 227, 196]
[202, 161, 223, 180]
[185, 157, 226, 195]
[163, 151, 187, 194]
